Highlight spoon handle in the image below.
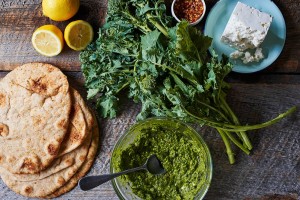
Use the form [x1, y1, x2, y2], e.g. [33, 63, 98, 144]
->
[79, 166, 146, 191]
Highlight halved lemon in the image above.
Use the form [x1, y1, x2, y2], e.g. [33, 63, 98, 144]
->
[32, 25, 64, 57]
[64, 20, 94, 51]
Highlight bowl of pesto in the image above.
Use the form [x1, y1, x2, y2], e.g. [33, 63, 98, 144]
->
[110, 117, 213, 200]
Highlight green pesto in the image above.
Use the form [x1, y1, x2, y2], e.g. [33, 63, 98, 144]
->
[114, 124, 207, 200]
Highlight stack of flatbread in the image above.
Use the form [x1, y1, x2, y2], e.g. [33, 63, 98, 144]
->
[0, 63, 99, 198]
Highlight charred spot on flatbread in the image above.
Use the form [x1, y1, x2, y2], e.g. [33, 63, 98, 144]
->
[56, 176, 66, 185]
[20, 157, 42, 172]
[47, 143, 59, 156]
[0, 93, 6, 107]
[0, 123, 9, 137]
[23, 186, 34, 194]
[28, 78, 48, 95]
[55, 119, 68, 130]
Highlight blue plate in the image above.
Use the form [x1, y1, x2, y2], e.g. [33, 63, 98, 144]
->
[204, 0, 286, 73]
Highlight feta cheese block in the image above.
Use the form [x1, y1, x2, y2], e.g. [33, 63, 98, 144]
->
[221, 2, 272, 51]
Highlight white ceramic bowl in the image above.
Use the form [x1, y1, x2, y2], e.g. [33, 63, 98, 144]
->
[171, 0, 206, 26]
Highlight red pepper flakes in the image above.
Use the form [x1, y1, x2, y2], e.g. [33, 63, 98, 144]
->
[174, 0, 204, 23]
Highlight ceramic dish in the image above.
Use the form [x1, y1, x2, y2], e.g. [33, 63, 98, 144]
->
[204, 0, 286, 73]
[171, 0, 206, 26]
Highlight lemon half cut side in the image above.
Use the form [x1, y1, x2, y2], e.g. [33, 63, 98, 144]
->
[64, 20, 94, 51]
[32, 25, 64, 57]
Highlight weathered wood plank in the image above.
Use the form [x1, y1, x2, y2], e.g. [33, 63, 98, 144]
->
[0, 0, 300, 199]
[226, 73, 300, 84]
[0, 0, 107, 71]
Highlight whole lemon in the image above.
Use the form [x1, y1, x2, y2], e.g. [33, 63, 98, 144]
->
[42, 0, 80, 21]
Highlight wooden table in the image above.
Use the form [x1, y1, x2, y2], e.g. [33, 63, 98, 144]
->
[0, 0, 299, 199]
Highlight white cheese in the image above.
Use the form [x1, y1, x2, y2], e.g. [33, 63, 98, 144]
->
[253, 48, 264, 61]
[221, 2, 272, 51]
[242, 52, 255, 64]
[230, 50, 244, 59]
[241, 48, 265, 64]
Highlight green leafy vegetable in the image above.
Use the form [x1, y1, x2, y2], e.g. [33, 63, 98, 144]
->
[80, 0, 296, 164]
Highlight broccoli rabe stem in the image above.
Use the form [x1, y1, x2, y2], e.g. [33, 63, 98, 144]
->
[218, 129, 235, 164]
[219, 98, 252, 150]
[225, 131, 250, 155]
[184, 106, 296, 132]
[183, 105, 296, 164]
[151, 62, 200, 88]
[121, 10, 169, 38]
[116, 82, 130, 94]
[146, 14, 169, 38]
[121, 11, 152, 34]
[220, 92, 253, 150]
[219, 102, 243, 140]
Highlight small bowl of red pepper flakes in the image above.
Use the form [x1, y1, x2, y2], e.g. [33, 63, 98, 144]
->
[171, 0, 206, 26]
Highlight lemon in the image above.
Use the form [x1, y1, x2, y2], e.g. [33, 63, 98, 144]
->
[64, 20, 94, 51]
[42, 0, 80, 21]
[32, 25, 64, 57]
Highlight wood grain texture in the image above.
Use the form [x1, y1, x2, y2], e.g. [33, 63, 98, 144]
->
[0, 0, 107, 71]
[268, 0, 300, 73]
[0, 0, 300, 199]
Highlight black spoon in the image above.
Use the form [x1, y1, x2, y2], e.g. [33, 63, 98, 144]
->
[78, 154, 166, 191]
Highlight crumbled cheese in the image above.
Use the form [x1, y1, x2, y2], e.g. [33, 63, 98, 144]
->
[241, 48, 265, 64]
[254, 47, 264, 61]
[242, 52, 255, 64]
[230, 50, 244, 59]
[221, 2, 272, 51]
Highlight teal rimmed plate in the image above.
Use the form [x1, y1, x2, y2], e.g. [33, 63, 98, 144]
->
[204, 0, 286, 73]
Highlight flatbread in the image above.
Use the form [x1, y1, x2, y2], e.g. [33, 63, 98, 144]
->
[2, 154, 75, 182]
[57, 88, 89, 156]
[45, 116, 99, 198]
[6, 88, 91, 181]
[0, 63, 71, 174]
[0, 127, 92, 197]
[72, 88, 94, 132]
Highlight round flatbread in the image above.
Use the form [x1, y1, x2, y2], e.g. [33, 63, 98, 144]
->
[72, 88, 94, 132]
[45, 117, 99, 198]
[3, 89, 93, 182]
[0, 63, 71, 174]
[0, 126, 92, 197]
[57, 88, 89, 157]
[1, 154, 75, 182]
